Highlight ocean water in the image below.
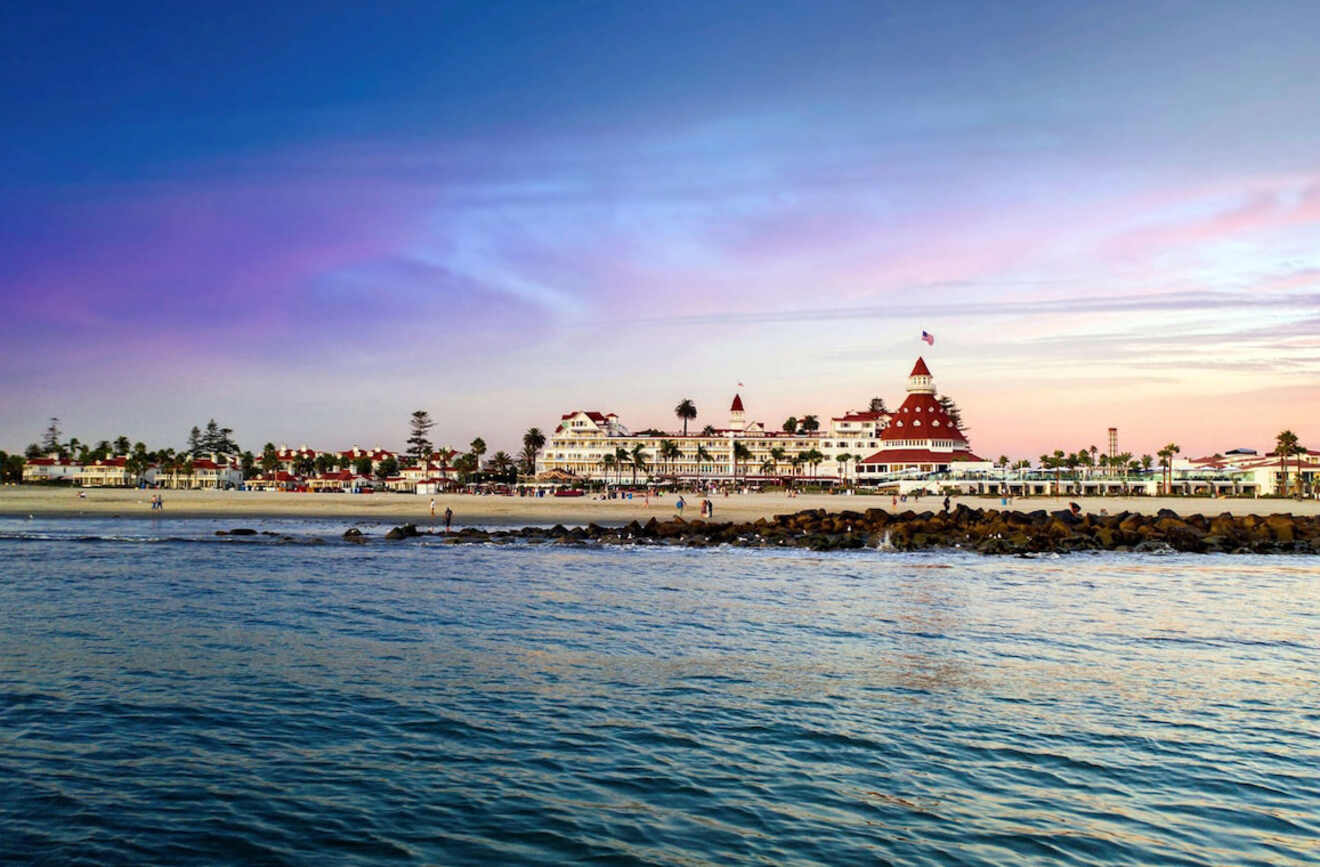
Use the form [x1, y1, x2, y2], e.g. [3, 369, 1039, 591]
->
[1, 517, 1317, 865]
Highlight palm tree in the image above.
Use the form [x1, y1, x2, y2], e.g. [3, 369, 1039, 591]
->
[782, 417, 798, 434]
[1039, 450, 1065, 495]
[659, 440, 681, 476]
[769, 446, 787, 475]
[1159, 442, 1180, 495]
[996, 455, 1009, 470]
[760, 458, 775, 477]
[614, 446, 630, 485]
[630, 443, 649, 485]
[522, 428, 546, 474]
[469, 437, 487, 472]
[488, 451, 515, 477]
[600, 453, 617, 482]
[674, 399, 697, 436]
[701, 424, 717, 436]
[695, 445, 714, 479]
[732, 441, 752, 480]
[1275, 430, 1299, 497]
[799, 414, 820, 433]
[836, 452, 854, 485]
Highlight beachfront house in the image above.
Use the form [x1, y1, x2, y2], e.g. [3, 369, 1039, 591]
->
[21, 455, 81, 483]
[77, 457, 152, 488]
[155, 455, 243, 489]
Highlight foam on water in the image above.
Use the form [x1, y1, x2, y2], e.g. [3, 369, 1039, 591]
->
[1, 517, 1318, 864]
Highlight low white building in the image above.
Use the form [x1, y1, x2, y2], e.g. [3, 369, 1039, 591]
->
[22, 456, 81, 483]
[78, 457, 149, 488]
[156, 455, 243, 489]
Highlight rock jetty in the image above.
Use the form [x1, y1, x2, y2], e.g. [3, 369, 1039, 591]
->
[366, 506, 1320, 555]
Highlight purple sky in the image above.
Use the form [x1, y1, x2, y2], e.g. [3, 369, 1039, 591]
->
[4, 1, 1319, 460]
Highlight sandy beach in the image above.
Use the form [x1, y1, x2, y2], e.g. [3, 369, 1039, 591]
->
[3, 486, 1318, 526]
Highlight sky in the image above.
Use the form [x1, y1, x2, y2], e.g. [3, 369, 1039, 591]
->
[3, 0, 1319, 461]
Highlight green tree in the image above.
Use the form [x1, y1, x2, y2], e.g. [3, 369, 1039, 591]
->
[314, 454, 333, 474]
[408, 410, 435, 466]
[187, 425, 202, 454]
[1158, 442, 1180, 494]
[469, 437, 486, 473]
[41, 418, 62, 455]
[659, 440, 681, 475]
[782, 416, 798, 434]
[701, 424, 717, 436]
[674, 399, 697, 436]
[2, 452, 24, 483]
[376, 456, 399, 480]
[732, 441, 752, 479]
[868, 397, 888, 414]
[629, 443, 649, 485]
[354, 456, 374, 477]
[614, 445, 630, 485]
[522, 427, 547, 474]
[600, 453, 617, 481]
[936, 396, 965, 432]
[695, 445, 714, 477]
[769, 446, 787, 475]
[113, 435, 131, 456]
[836, 452, 854, 484]
[261, 443, 280, 476]
[240, 451, 257, 479]
[1274, 430, 1299, 497]
[488, 451, 516, 479]
[799, 415, 820, 433]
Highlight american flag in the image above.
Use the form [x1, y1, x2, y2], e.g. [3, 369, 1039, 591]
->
[921, 330, 934, 345]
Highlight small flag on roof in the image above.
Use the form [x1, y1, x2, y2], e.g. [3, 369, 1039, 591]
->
[921, 330, 935, 345]
[737, 381, 744, 387]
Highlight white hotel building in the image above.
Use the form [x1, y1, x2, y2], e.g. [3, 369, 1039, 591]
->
[535, 358, 991, 484]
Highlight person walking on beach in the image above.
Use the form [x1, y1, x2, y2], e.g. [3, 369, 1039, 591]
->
[429, 497, 436, 519]
[705, 499, 713, 519]
[943, 495, 951, 513]
[443, 506, 453, 533]
[676, 496, 685, 517]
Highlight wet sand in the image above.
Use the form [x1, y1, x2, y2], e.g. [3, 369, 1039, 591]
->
[2, 486, 1317, 526]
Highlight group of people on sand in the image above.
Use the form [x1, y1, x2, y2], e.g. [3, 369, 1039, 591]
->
[674, 496, 716, 518]
[149, 493, 163, 511]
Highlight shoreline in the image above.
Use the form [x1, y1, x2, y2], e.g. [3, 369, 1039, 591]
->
[3, 486, 1319, 526]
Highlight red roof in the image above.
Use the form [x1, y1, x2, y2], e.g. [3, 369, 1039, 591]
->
[730, 394, 744, 412]
[910, 357, 931, 377]
[881, 392, 966, 443]
[832, 410, 885, 422]
[25, 457, 77, 466]
[860, 448, 984, 464]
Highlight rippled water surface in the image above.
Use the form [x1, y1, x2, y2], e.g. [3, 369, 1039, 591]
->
[2, 517, 1318, 864]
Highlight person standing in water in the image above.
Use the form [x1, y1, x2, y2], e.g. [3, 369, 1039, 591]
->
[443, 506, 453, 533]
